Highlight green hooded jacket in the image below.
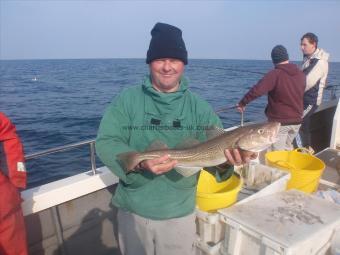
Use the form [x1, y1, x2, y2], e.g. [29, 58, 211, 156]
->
[96, 76, 229, 220]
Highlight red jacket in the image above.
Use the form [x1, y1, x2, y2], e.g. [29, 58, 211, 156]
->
[0, 112, 27, 188]
[239, 63, 306, 125]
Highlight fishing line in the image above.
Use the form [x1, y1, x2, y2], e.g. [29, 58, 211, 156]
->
[189, 65, 266, 76]
[191, 65, 339, 92]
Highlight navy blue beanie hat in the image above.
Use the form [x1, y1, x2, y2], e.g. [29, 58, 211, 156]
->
[271, 45, 289, 64]
[146, 22, 188, 65]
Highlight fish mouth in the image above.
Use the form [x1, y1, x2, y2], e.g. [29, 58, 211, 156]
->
[238, 122, 280, 152]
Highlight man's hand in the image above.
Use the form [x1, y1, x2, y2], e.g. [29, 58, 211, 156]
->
[224, 148, 257, 166]
[236, 103, 245, 113]
[138, 154, 177, 175]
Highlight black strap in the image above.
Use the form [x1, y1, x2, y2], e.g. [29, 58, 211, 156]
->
[303, 58, 321, 94]
[303, 58, 319, 76]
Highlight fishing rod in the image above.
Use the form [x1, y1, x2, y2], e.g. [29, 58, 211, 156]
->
[215, 104, 238, 113]
[190, 65, 266, 76]
[192, 65, 340, 93]
[205, 64, 340, 124]
[215, 104, 244, 126]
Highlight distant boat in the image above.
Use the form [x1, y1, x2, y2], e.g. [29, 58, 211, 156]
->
[32, 77, 37, 81]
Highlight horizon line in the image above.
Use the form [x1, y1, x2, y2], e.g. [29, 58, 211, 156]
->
[1, 57, 339, 63]
[0, 57, 316, 61]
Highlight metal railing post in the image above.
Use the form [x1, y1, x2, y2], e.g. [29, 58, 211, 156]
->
[90, 142, 97, 175]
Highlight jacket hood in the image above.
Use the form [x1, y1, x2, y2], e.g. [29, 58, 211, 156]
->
[143, 75, 188, 93]
[306, 48, 330, 62]
[142, 75, 189, 115]
[275, 63, 301, 76]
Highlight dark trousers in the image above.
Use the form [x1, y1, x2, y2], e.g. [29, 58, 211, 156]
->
[297, 104, 318, 148]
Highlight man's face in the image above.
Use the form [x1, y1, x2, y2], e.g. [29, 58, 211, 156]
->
[150, 58, 185, 93]
[301, 38, 316, 56]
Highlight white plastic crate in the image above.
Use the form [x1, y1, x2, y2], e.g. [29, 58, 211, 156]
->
[196, 164, 290, 247]
[315, 148, 340, 191]
[237, 163, 290, 204]
[196, 209, 225, 244]
[219, 190, 340, 255]
[330, 229, 340, 255]
[196, 240, 222, 255]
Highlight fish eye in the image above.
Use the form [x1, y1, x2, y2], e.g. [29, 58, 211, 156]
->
[258, 129, 264, 134]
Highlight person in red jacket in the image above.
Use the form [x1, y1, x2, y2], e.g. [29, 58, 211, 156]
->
[237, 45, 306, 151]
[0, 112, 28, 255]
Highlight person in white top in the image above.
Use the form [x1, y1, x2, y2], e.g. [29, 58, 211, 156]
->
[296, 32, 330, 150]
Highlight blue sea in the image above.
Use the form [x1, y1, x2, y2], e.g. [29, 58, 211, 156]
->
[1, 59, 340, 188]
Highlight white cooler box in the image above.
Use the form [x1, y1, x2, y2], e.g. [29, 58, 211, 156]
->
[196, 164, 290, 255]
[219, 190, 340, 255]
[315, 148, 340, 191]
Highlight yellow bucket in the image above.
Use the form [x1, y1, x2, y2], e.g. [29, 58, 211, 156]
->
[265, 148, 325, 193]
[196, 169, 243, 212]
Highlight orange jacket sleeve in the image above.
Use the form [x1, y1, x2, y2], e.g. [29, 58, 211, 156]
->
[0, 112, 27, 189]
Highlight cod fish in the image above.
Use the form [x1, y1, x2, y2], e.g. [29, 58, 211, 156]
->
[118, 122, 280, 177]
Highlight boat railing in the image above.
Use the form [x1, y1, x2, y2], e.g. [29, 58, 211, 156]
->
[326, 84, 340, 100]
[25, 139, 98, 176]
[22, 85, 339, 180]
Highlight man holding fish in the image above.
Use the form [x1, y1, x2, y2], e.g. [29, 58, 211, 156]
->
[96, 22, 278, 255]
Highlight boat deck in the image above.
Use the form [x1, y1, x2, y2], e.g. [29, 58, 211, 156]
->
[21, 99, 340, 255]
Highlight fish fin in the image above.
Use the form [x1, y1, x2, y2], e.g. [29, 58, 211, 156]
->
[175, 166, 202, 177]
[206, 126, 225, 140]
[145, 140, 169, 151]
[174, 138, 201, 149]
[117, 151, 141, 171]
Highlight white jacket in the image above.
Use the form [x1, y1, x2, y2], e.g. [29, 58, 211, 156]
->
[302, 48, 330, 105]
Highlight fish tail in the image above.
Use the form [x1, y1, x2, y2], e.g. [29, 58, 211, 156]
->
[117, 151, 141, 171]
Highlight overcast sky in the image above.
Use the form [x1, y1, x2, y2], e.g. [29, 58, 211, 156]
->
[1, 0, 339, 61]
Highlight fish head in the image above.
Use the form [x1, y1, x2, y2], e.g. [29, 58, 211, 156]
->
[236, 122, 281, 152]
